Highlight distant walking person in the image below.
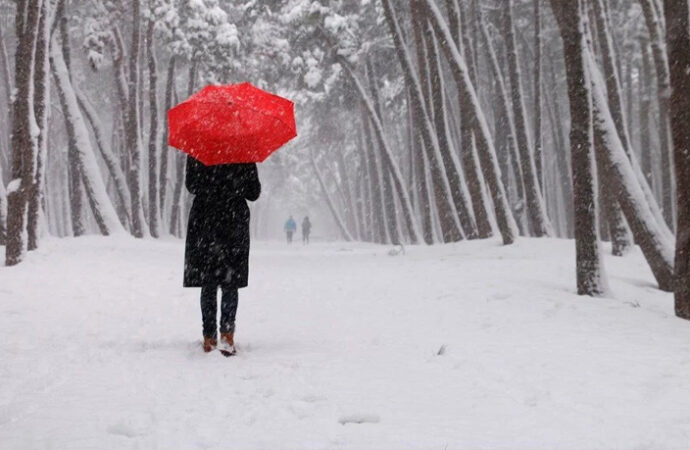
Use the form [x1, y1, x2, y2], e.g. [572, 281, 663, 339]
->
[302, 216, 312, 244]
[284, 215, 297, 244]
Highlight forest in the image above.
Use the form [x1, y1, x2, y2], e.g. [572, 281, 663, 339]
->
[0, 0, 689, 315]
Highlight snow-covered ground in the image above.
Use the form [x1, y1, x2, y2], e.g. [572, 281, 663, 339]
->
[1, 237, 690, 449]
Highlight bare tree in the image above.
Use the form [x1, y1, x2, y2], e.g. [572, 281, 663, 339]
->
[6, 0, 43, 266]
[422, 0, 519, 245]
[640, 0, 674, 227]
[51, 33, 124, 236]
[533, 0, 543, 192]
[125, 0, 146, 238]
[76, 89, 131, 227]
[56, 0, 86, 237]
[146, 19, 160, 238]
[549, 0, 608, 295]
[587, 50, 675, 292]
[664, 0, 690, 317]
[159, 55, 176, 219]
[310, 147, 354, 242]
[28, 1, 49, 251]
[384, 0, 463, 243]
[446, 0, 494, 238]
[503, 0, 553, 237]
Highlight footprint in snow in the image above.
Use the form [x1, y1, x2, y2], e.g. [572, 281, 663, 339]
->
[338, 413, 380, 425]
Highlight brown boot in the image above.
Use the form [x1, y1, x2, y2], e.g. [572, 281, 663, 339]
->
[219, 332, 236, 355]
[203, 336, 217, 353]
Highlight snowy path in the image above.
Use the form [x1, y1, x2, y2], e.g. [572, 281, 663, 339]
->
[1, 237, 690, 449]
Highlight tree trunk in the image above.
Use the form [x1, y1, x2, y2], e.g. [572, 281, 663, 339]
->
[639, 38, 654, 190]
[76, 88, 131, 227]
[339, 56, 423, 244]
[355, 129, 373, 241]
[335, 143, 360, 240]
[0, 23, 13, 178]
[310, 148, 354, 242]
[27, 1, 49, 251]
[110, 26, 129, 138]
[0, 171, 6, 245]
[545, 48, 574, 238]
[126, 0, 146, 238]
[170, 60, 196, 236]
[595, 133, 632, 257]
[386, 0, 462, 243]
[159, 55, 176, 219]
[549, 0, 608, 296]
[590, 0, 640, 255]
[533, 0, 543, 192]
[6, 0, 42, 266]
[446, 0, 494, 238]
[426, 22, 476, 238]
[51, 33, 124, 236]
[503, 0, 553, 237]
[366, 59, 399, 243]
[146, 19, 160, 238]
[422, 0, 518, 245]
[361, 106, 387, 243]
[477, 10, 526, 232]
[56, 0, 86, 237]
[663, 0, 690, 317]
[640, 0, 674, 228]
[587, 49, 675, 292]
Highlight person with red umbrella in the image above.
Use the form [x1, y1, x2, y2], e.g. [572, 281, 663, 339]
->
[169, 83, 296, 355]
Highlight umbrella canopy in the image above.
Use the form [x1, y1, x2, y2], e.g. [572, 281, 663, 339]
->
[168, 82, 297, 165]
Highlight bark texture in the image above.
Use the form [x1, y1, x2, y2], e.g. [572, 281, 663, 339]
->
[664, 0, 690, 317]
[549, 0, 607, 296]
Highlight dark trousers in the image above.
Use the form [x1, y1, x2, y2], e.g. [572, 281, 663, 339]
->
[200, 284, 238, 338]
[286, 231, 294, 243]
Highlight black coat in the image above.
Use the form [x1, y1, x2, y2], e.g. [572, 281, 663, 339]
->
[184, 156, 261, 288]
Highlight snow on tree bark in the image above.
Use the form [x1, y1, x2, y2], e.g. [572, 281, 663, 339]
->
[533, 0, 543, 193]
[6, 0, 43, 266]
[586, 49, 675, 292]
[125, 0, 147, 238]
[28, 1, 49, 251]
[159, 55, 176, 220]
[422, 0, 518, 245]
[170, 60, 196, 237]
[0, 161, 6, 245]
[146, 19, 161, 238]
[360, 106, 387, 244]
[595, 131, 632, 257]
[445, 0, 494, 239]
[56, 0, 86, 237]
[503, 0, 553, 238]
[385, 0, 463, 243]
[0, 23, 13, 165]
[366, 59, 399, 244]
[477, 10, 526, 232]
[50, 34, 124, 236]
[339, 56, 423, 244]
[425, 21, 476, 239]
[663, 0, 690, 317]
[310, 148, 354, 242]
[640, 0, 675, 228]
[639, 39, 654, 191]
[76, 88, 132, 228]
[549, 0, 608, 296]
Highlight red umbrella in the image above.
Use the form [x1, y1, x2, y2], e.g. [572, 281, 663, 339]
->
[168, 82, 297, 165]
